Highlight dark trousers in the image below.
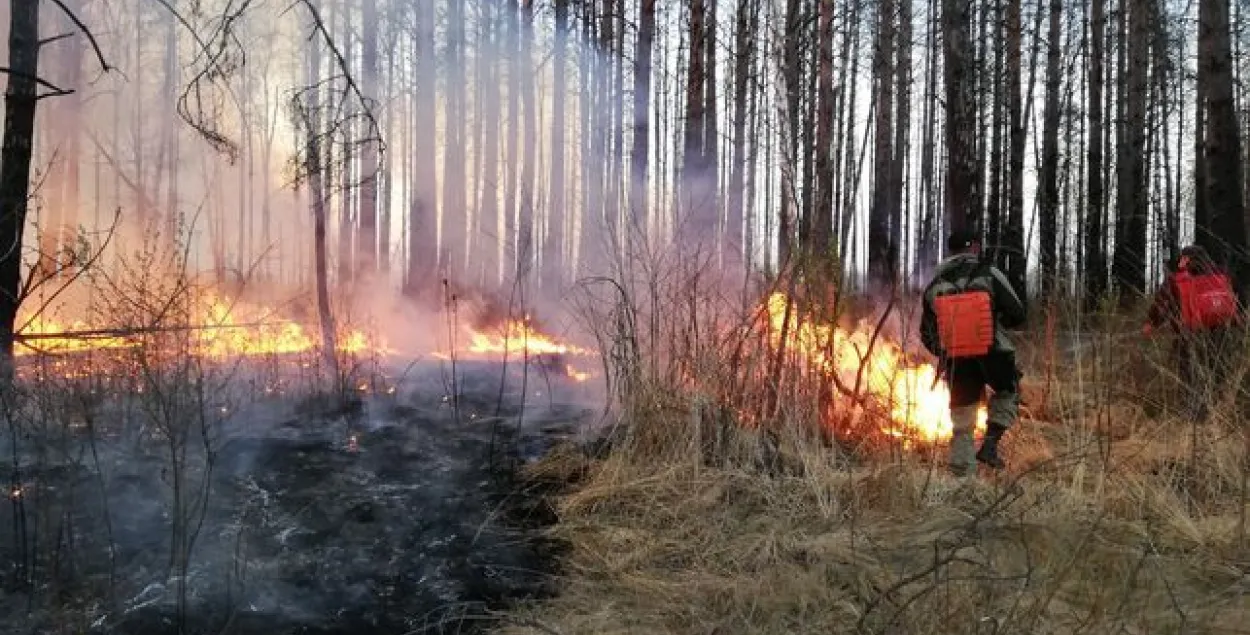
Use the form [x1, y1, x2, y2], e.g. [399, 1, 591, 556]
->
[1175, 326, 1235, 419]
[948, 351, 1021, 429]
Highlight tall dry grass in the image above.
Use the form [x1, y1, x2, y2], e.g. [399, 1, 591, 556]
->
[497, 261, 1250, 635]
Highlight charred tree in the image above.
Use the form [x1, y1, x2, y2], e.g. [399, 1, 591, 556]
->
[943, 0, 978, 236]
[681, 0, 717, 252]
[868, 0, 897, 286]
[1197, 0, 1248, 290]
[726, 0, 758, 267]
[892, 0, 911, 286]
[812, 0, 835, 272]
[703, 0, 721, 260]
[779, 0, 803, 263]
[630, 0, 656, 255]
[1002, 0, 1027, 301]
[1038, 0, 1062, 296]
[0, 0, 39, 363]
[916, 0, 941, 272]
[1084, 0, 1107, 308]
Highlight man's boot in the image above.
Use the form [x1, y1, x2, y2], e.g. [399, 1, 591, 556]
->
[976, 423, 1007, 470]
[948, 406, 979, 477]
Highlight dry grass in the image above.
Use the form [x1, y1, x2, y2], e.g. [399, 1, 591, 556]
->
[496, 278, 1250, 634]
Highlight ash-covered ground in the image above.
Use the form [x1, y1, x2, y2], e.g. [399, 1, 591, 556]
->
[0, 358, 601, 635]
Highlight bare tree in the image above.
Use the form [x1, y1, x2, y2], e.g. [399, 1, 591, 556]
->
[1197, 0, 1248, 290]
[1112, 0, 1149, 304]
[943, 0, 978, 235]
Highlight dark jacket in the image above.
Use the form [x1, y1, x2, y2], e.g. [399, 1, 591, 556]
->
[920, 253, 1028, 357]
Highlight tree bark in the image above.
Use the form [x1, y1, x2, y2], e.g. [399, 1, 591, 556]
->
[0, 0, 39, 364]
[543, 0, 569, 290]
[1084, 0, 1107, 308]
[630, 0, 656, 258]
[943, 0, 978, 236]
[869, 0, 896, 286]
[1197, 0, 1248, 292]
[1112, 0, 1148, 304]
[1002, 0, 1027, 300]
[358, 0, 379, 274]
[406, 0, 438, 298]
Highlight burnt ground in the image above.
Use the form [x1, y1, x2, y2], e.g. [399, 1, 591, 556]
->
[0, 359, 600, 635]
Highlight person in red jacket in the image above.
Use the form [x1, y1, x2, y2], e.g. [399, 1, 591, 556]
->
[1143, 244, 1243, 420]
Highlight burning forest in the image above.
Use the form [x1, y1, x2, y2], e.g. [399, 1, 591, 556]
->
[3, 0, 1250, 633]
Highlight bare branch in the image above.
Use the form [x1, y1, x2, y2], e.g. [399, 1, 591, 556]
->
[46, 0, 110, 73]
[37, 32, 74, 48]
[293, 0, 387, 156]
[0, 68, 71, 96]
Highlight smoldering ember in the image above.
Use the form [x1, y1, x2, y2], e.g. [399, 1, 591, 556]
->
[6, 0, 1250, 633]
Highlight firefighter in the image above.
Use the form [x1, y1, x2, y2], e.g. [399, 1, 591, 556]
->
[1142, 244, 1242, 420]
[920, 230, 1028, 476]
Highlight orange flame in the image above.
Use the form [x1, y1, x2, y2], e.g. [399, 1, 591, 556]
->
[464, 318, 592, 358]
[761, 293, 987, 442]
[15, 294, 380, 359]
[434, 317, 596, 383]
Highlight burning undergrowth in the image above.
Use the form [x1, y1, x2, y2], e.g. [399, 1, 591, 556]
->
[754, 292, 988, 444]
[0, 268, 607, 635]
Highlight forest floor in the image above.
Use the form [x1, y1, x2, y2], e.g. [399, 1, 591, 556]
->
[496, 325, 1250, 635]
[0, 360, 597, 635]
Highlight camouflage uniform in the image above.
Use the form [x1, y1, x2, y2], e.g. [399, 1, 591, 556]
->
[920, 252, 1028, 476]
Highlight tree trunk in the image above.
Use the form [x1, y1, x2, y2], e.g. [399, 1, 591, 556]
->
[682, 0, 716, 252]
[892, 0, 912, 286]
[943, 0, 978, 235]
[868, 0, 896, 286]
[0, 0, 39, 365]
[703, 0, 721, 262]
[726, 0, 757, 269]
[304, 1, 338, 375]
[1198, 0, 1248, 292]
[543, 0, 569, 291]
[358, 0, 379, 275]
[1084, 0, 1107, 308]
[630, 0, 656, 258]
[504, 0, 520, 281]
[443, 0, 467, 282]
[917, 0, 941, 273]
[1038, 0, 1062, 296]
[1112, 0, 1148, 305]
[1003, 0, 1027, 300]
[811, 0, 835, 270]
[477, 1, 500, 286]
[519, 0, 536, 278]
[406, 0, 438, 298]
[779, 0, 803, 264]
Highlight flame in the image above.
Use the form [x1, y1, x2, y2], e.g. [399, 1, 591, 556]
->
[760, 293, 987, 443]
[14, 316, 131, 355]
[194, 294, 376, 357]
[433, 316, 597, 383]
[464, 318, 592, 357]
[15, 293, 380, 359]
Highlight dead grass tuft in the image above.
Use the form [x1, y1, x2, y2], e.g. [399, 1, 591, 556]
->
[495, 260, 1250, 634]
